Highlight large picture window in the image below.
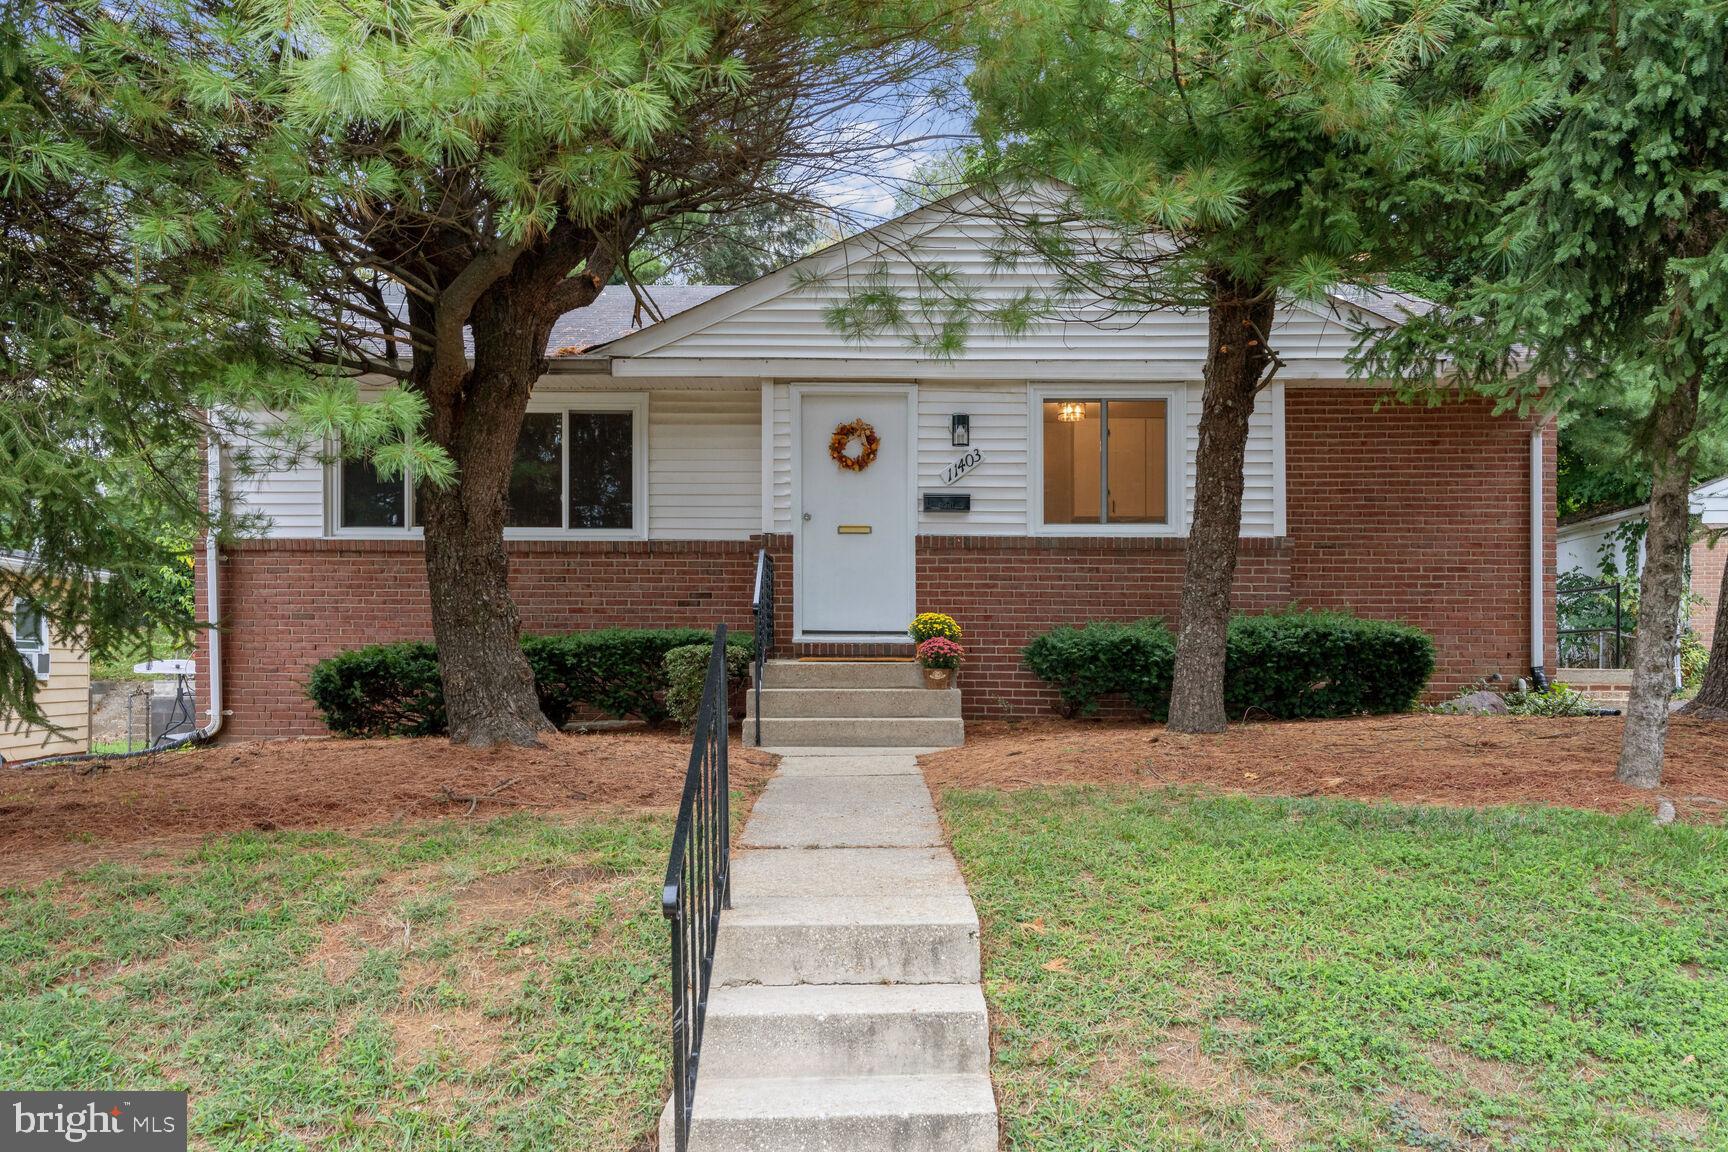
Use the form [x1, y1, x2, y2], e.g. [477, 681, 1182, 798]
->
[1041, 397, 1169, 526]
[337, 404, 639, 533]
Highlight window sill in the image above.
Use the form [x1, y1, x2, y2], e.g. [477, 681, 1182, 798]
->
[1032, 523, 1183, 537]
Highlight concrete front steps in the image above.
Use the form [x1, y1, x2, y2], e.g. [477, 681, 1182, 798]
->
[744, 661, 963, 748]
[662, 750, 995, 1152]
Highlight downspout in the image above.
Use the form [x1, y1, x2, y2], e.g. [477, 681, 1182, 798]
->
[33, 428, 225, 765]
[1530, 421, 1549, 690]
[197, 426, 224, 739]
[165, 426, 225, 746]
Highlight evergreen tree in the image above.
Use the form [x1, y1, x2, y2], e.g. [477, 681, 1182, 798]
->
[959, 0, 1522, 732]
[1, 1, 445, 728]
[1372, 0, 1728, 786]
[24, 0, 955, 745]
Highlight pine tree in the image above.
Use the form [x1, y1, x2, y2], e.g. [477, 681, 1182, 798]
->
[961, 0, 1523, 732]
[26, 0, 956, 745]
[1373, 0, 1728, 787]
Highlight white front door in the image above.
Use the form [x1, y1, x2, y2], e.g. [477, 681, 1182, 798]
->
[796, 389, 915, 637]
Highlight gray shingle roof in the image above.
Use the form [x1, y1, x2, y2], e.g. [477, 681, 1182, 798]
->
[547, 285, 734, 356]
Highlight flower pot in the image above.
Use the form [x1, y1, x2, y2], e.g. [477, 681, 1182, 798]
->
[921, 666, 956, 690]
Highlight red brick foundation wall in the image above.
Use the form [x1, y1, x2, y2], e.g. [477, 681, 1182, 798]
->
[196, 391, 1556, 735]
[1284, 390, 1557, 697]
[1693, 534, 1727, 647]
[915, 535, 1294, 718]
[196, 538, 773, 740]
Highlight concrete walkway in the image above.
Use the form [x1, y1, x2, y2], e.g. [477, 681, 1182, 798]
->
[664, 747, 997, 1151]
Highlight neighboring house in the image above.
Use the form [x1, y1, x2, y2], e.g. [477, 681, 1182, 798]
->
[194, 188, 1558, 739]
[1556, 475, 1728, 648]
[1, 553, 92, 762]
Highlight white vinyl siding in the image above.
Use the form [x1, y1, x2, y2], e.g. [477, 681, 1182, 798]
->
[227, 412, 325, 539]
[1184, 382, 1284, 538]
[771, 384, 794, 532]
[606, 190, 1377, 372]
[917, 383, 1029, 533]
[228, 384, 762, 541]
[648, 388, 760, 539]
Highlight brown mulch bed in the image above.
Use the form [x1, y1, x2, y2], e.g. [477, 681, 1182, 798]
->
[0, 730, 776, 873]
[921, 714, 1728, 819]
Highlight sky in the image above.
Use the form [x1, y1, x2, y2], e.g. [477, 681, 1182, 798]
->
[803, 78, 977, 229]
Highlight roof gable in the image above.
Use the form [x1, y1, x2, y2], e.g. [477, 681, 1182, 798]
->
[593, 184, 1412, 373]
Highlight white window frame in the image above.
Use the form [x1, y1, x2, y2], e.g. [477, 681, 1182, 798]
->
[1029, 383, 1186, 536]
[11, 597, 48, 681]
[328, 393, 649, 540]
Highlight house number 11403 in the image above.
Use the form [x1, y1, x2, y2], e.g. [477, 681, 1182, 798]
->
[940, 447, 984, 486]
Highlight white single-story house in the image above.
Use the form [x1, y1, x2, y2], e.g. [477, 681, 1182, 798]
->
[193, 188, 1559, 738]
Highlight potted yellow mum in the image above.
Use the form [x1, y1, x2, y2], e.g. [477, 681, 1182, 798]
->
[909, 613, 963, 689]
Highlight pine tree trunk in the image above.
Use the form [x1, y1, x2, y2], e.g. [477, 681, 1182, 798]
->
[1678, 546, 1728, 717]
[1167, 275, 1276, 734]
[416, 288, 556, 748]
[1616, 373, 1701, 788]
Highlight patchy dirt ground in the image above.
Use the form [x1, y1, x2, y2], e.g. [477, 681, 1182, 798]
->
[0, 730, 775, 877]
[923, 714, 1728, 819]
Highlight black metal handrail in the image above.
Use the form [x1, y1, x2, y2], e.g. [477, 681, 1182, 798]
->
[752, 549, 776, 747]
[661, 623, 731, 1152]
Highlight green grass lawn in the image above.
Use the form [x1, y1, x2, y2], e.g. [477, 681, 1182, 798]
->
[943, 787, 1728, 1152]
[0, 813, 673, 1150]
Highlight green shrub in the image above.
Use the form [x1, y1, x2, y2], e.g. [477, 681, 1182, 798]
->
[1022, 620, 1176, 718]
[305, 641, 444, 737]
[1680, 630, 1709, 688]
[521, 628, 718, 727]
[1021, 612, 1434, 721]
[664, 641, 754, 732]
[1224, 612, 1435, 720]
[1504, 682, 1597, 717]
[309, 628, 745, 737]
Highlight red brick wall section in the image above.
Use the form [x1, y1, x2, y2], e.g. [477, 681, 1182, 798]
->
[197, 539, 766, 740]
[1693, 533, 1727, 647]
[1284, 390, 1557, 697]
[917, 535, 1294, 718]
[195, 391, 1557, 734]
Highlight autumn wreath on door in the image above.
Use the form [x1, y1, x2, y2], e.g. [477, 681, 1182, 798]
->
[828, 418, 881, 472]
